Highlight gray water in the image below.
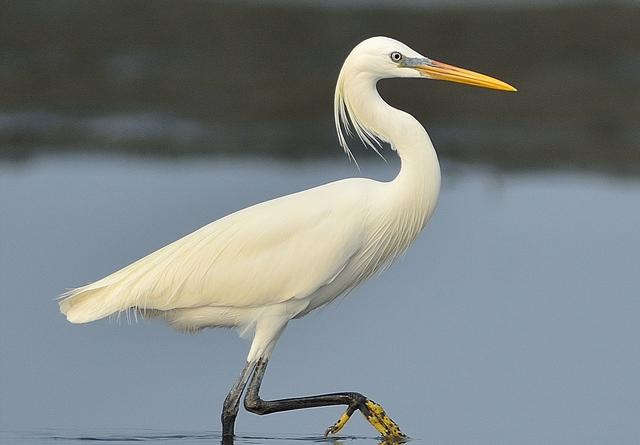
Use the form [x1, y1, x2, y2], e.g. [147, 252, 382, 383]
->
[1, 155, 639, 444]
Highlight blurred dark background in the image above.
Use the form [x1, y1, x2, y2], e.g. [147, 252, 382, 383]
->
[1, 0, 639, 173]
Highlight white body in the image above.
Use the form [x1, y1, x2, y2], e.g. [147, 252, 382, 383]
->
[60, 37, 441, 363]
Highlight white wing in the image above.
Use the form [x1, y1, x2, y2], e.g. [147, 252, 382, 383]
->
[60, 178, 375, 323]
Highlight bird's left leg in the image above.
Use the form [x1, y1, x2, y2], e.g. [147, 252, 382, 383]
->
[243, 357, 406, 441]
[221, 360, 257, 439]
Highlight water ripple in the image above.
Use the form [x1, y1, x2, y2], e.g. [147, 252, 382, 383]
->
[2, 429, 383, 444]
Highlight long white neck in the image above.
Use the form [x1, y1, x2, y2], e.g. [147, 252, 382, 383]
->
[341, 74, 441, 230]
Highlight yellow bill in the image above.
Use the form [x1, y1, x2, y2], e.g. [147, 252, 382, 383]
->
[416, 60, 517, 92]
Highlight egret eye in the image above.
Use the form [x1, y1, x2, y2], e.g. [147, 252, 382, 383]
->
[390, 51, 403, 62]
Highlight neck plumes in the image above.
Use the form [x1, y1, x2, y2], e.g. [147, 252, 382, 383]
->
[335, 72, 441, 232]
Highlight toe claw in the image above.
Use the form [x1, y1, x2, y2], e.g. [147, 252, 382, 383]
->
[324, 408, 353, 437]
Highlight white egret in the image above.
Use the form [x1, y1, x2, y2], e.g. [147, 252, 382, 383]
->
[59, 36, 515, 441]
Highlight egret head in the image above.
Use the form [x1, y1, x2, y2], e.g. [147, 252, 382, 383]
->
[334, 36, 516, 161]
[340, 36, 517, 88]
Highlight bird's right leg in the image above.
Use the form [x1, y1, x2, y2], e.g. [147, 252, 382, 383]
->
[221, 360, 257, 440]
[243, 357, 406, 441]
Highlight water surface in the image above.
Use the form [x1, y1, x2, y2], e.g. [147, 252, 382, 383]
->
[1, 156, 639, 444]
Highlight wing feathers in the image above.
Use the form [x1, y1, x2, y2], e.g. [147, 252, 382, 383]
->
[59, 179, 371, 323]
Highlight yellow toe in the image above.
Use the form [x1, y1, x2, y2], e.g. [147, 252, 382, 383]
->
[325, 409, 354, 436]
[363, 400, 407, 441]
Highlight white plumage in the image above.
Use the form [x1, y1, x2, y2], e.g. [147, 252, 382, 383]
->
[59, 37, 514, 408]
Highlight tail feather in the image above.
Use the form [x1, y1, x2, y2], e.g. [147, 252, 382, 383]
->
[59, 285, 122, 323]
[58, 246, 165, 323]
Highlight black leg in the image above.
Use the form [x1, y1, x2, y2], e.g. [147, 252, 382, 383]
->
[242, 358, 407, 441]
[221, 361, 256, 440]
